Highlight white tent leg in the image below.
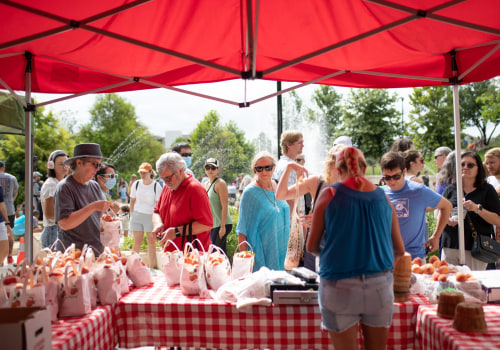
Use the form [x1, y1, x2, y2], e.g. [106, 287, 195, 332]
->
[452, 84, 465, 265]
[24, 53, 33, 264]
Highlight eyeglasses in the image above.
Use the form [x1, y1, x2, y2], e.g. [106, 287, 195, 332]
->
[101, 174, 118, 179]
[295, 158, 304, 162]
[434, 154, 443, 159]
[181, 152, 192, 157]
[205, 165, 218, 171]
[254, 165, 274, 172]
[85, 160, 101, 169]
[161, 172, 176, 183]
[461, 162, 477, 169]
[381, 172, 403, 182]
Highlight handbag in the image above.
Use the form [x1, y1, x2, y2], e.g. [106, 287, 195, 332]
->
[467, 213, 500, 263]
[284, 185, 304, 270]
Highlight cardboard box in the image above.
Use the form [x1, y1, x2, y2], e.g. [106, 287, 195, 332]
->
[0, 307, 52, 350]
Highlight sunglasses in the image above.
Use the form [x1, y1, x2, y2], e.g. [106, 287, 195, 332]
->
[254, 165, 274, 172]
[381, 172, 403, 182]
[205, 165, 218, 171]
[434, 154, 443, 159]
[162, 172, 176, 183]
[101, 173, 118, 179]
[461, 162, 477, 169]
[295, 158, 304, 162]
[85, 160, 101, 169]
[181, 152, 192, 157]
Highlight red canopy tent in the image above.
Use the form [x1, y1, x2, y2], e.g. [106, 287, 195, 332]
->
[1, 0, 500, 262]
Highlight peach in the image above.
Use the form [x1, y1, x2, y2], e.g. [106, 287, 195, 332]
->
[412, 265, 423, 274]
[456, 272, 468, 282]
[412, 257, 424, 266]
[429, 255, 440, 264]
[439, 260, 448, 267]
[438, 265, 450, 274]
[438, 274, 448, 282]
[422, 263, 435, 274]
[432, 272, 440, 281]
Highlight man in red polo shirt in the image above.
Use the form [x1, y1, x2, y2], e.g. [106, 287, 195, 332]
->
[153, 152, 213, 252]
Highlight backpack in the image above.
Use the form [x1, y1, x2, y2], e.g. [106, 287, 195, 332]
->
[135, 179, 163, 195]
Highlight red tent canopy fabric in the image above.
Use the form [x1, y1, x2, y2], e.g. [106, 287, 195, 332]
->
[1, 0, 500, 100]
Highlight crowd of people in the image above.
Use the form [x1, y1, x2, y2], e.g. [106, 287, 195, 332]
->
[1, 132, 500, 348]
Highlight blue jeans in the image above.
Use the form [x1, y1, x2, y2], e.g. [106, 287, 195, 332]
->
[41, 225, 58, 249]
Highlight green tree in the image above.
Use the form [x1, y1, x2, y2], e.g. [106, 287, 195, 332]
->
[407, 86, 456, 155]
[0, 105, 76, 206]
[461, 80, 499, 145]
[341, 89, 400, 161]
[308, 85, 343, 144]
[78, 94, 165, 180]
[190, 111, 255, 182]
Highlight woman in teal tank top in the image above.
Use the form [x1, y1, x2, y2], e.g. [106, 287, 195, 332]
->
[204, 158, 232, 255]
[306, 147, 405, 350]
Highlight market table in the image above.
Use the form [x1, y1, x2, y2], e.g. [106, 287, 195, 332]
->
[51, 305, 117, 350]
[416, 304, 500, 350]
[115, 276, 429, 350]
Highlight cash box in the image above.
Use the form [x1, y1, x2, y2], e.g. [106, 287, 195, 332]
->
[270, 283, 319, 305]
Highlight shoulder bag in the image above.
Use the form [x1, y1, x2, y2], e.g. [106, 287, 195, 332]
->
[467, 213, 500, 263]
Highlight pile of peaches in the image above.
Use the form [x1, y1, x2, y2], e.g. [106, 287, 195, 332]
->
[411, 255, 476, 282]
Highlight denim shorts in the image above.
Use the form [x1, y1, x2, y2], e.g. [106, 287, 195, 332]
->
[319, 272, 394, 332]
[129, 211, 154, 232]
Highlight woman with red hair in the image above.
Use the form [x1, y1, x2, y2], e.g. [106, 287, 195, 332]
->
[307, 147, 405, 350]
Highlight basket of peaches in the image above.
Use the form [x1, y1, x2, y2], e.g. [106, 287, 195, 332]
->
[411, 255, 477, 283]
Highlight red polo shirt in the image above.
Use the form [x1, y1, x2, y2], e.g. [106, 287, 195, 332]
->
[154, 174, 213, 252]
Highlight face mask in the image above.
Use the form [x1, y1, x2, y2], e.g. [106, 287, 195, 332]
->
[183, 156, 192, 168]
[105, 178, 117, 189]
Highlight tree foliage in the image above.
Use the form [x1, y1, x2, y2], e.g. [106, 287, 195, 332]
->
[0, 105, 76, 205]
[190, 110, 255, 182]
[309, 85, 343, 145]
[407, 86, 456, 155]
[78, 94, 165, 177]
[341, 89, 400, 162]
[460, 80, 500, 145]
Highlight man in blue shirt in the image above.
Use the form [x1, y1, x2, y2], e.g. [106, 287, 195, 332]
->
[381, 152, 452, 259]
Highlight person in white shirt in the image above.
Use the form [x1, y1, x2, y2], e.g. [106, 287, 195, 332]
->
[485, 147, 500, 188]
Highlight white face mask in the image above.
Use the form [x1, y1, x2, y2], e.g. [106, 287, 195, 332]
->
[104, 178, 117, 189]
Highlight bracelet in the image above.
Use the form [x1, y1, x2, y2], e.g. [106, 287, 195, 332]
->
[175, 227, 181, 237]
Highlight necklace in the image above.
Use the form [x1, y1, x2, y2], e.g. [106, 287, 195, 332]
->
[257, 180, 279, 212]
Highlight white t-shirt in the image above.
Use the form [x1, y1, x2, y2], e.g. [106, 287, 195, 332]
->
[487, 175, 500, 189]
[130, 180, 162, 214]
[40, 177, 59, 227]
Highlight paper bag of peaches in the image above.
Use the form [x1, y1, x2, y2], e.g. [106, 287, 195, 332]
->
[410, 255, 486, 303]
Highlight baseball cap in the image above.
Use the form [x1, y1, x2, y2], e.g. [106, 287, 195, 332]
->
[33, 171, 42, 177]
[333, 135, 354, 147]
[205, 158, 219, 167]
[138, 163, 152, 173]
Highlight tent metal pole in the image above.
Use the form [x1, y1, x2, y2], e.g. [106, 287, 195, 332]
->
[452, 84, 465, 265]
[277, 81, 282, 158]
[24, 52, 34, 264]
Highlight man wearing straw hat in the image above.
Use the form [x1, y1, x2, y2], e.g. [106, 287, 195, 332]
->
[54, 143, 119, 254]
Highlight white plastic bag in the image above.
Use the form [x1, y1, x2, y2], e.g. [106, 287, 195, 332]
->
[126, 252, 152, 287]
[231, 241, 255, 280]
[180, 242, 207, 296]
[161, 240, 183, 286]
[205, 244, 231, 291]
[100, 215, 121, 251]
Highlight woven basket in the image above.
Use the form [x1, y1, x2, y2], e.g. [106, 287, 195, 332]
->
[437, 290, 464, 319]
[453, 302, 488, 333]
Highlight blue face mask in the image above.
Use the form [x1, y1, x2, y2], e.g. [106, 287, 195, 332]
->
[105, 178, 117, 189]
[183, 156, 192, 168]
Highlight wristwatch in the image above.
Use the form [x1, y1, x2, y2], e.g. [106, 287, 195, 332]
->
[475, 204, 483, 214]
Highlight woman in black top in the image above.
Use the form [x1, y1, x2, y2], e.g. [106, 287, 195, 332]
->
[441, 151, 500, 270]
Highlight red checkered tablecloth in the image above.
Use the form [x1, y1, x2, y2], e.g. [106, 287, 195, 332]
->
[416, 304, 500, 350]
[52, 305, 116, 350]
[115, 276, 331, 350]
[115, 276, 429, 350]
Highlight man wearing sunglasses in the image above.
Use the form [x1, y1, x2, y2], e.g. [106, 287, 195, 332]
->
[381, 152, 452, 259]
[172, 142, 195, 178]
[55, 143, 118, 255]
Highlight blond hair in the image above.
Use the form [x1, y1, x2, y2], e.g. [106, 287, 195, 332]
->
[280, 130, 303, 154]
[336, 147, 369, 190]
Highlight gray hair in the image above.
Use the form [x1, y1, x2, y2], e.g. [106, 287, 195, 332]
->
[435, 146, 452, 157]
[156, 152, 186, 174]
[251, 151, 276, 171]
[438, 151, 456, 186]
